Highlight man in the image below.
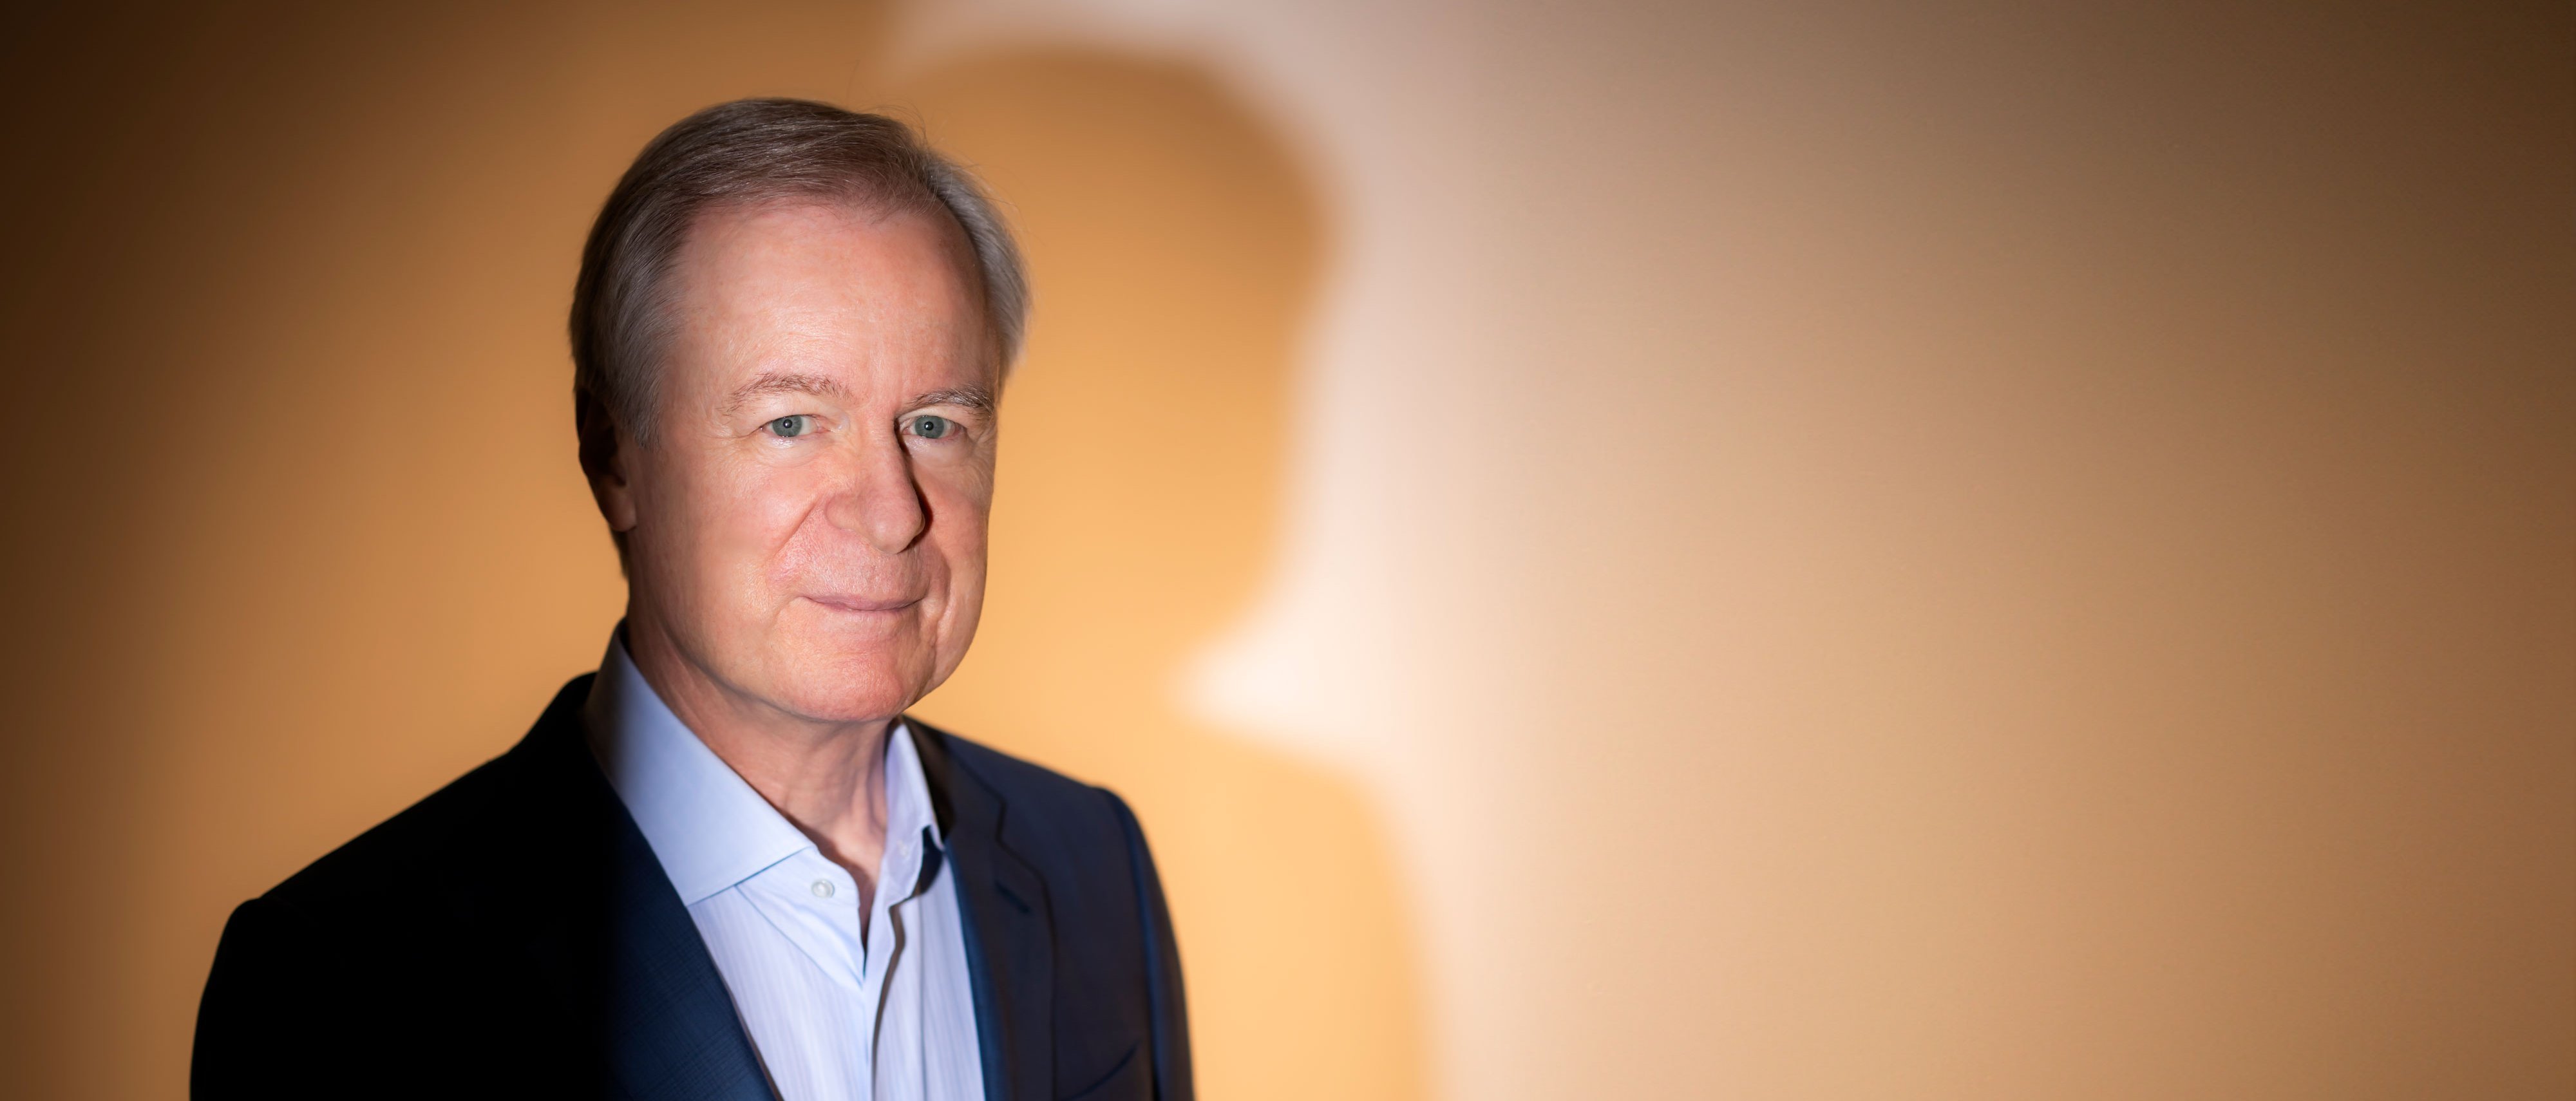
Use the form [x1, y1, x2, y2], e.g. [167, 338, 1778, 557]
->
[193, 99, 1190, 1101]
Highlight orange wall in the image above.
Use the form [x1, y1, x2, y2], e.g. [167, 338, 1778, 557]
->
[0, 3, 2565, 1099]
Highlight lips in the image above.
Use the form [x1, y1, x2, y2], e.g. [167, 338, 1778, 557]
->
[802, 594, 923, 614]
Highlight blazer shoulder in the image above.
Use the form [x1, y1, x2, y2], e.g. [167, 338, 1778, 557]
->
[258, 676, 595, 916]
[260, 750, 518, 912]
[940, 727, 1105, 799]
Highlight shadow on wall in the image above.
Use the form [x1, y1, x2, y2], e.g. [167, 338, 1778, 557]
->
[895, 51, 1431, 1101]
[0, 7, 1423, 1100]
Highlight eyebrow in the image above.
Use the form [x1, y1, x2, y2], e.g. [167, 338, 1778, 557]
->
[721, 372, 845, 415]
[908, 386, 996, 413]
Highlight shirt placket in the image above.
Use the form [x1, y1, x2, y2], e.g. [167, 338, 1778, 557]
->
[864, 829, 933, 1099]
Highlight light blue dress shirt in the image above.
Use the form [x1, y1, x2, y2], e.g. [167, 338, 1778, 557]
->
[584, 634, 986, 1101]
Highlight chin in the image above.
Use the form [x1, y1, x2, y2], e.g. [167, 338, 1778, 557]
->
[762, 645, 932, 724]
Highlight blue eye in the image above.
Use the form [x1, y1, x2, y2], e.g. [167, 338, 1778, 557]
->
[769, 415, 811, 438]
[909, 415, 953, 440]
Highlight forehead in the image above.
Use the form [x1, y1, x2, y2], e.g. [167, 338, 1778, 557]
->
[664, 199, 990, 388]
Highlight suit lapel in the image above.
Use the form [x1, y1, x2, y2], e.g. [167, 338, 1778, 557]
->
[513, 679, 778, 1101]
[598, 795, 779, 1101]
[910, 719, 1056, 1101]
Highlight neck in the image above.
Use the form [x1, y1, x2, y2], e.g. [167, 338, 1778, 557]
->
[621, 613, 894, 899]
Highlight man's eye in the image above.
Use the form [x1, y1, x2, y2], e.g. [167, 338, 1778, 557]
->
[768, 415, 811, 438]
[907, 415, 954, 440]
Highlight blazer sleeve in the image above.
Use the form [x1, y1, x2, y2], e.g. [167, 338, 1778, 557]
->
[1104, 791, 1193, 1101]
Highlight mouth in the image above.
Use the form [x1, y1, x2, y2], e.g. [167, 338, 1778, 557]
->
[802, 594, 924, 615]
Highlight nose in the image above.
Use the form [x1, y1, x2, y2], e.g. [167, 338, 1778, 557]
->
[823, 427, 928, 553]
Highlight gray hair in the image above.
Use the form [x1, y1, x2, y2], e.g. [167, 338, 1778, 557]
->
[569, 98, 1028, 442]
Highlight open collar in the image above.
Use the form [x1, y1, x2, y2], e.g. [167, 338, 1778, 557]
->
[584, 630, 949, 907]
[519, 650, 1041, 1101]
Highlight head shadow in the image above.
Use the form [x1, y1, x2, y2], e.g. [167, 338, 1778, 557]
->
[888, 49, 1428, 1101]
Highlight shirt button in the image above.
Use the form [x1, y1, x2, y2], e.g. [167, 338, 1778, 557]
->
[811, 880, 835, 899]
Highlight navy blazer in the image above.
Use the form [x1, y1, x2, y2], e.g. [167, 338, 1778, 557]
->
[193, 675, 1192, 1101]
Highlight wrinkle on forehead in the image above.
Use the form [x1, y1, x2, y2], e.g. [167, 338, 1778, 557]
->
[667, 202, 995, 406]
[687, 200, 981, 321]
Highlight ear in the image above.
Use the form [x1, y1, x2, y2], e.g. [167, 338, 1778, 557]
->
[576, 390, 639, 536]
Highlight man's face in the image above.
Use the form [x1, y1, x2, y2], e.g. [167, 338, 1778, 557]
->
[610, 200, 999, 724]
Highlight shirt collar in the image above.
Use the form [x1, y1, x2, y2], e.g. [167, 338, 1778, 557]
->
[583, 628, 942, 906]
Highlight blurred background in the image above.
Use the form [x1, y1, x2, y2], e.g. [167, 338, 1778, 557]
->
[0, 1, 2568, 1097]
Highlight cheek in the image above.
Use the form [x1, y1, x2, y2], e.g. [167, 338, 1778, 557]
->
[665, 453, 826, 588]
[741, 467, 823, 543]
[924, 464, 993, 553]
[921, 475, 992, 607]
[744, 472, 835, 581]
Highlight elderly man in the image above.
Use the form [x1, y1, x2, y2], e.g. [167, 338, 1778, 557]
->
[192, 99, 1189, 1101]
